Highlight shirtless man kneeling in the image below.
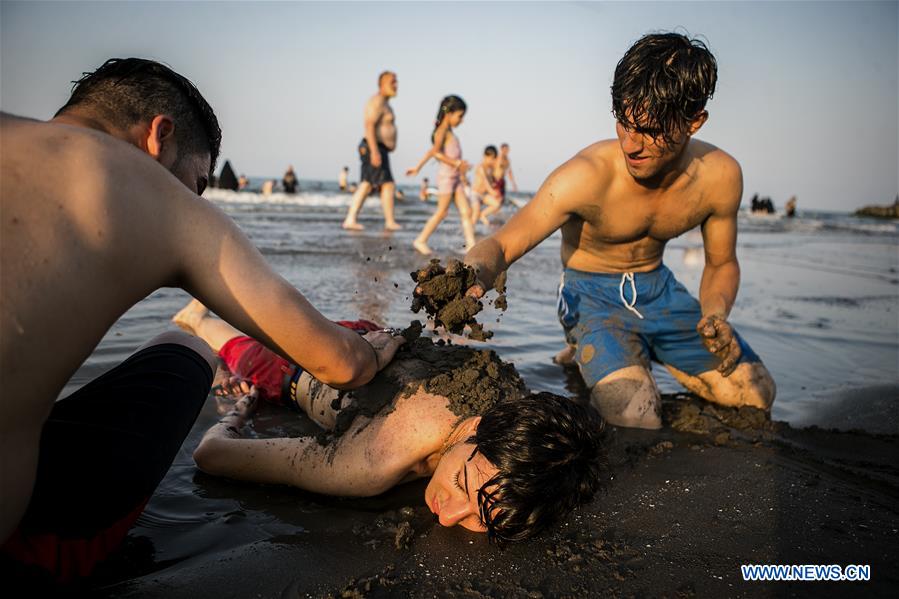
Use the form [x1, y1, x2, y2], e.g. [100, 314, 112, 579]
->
[174, 300, 605, 542]
[463, 33, 775, 430]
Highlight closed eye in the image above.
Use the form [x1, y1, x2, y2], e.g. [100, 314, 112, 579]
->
[453, 470, 465, 492]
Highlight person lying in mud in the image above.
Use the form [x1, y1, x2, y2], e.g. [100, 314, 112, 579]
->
[174, 300, 604, 543]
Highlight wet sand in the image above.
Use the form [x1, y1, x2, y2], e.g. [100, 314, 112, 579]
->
[39, 199, 897, 596]
[93, 394, 899, 598]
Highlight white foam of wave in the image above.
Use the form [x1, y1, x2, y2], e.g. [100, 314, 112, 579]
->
[205, 188, 353, 208]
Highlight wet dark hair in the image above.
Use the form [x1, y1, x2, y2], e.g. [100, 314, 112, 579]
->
[55, 58, 222, 174]
[484, 145, 498, 157]
[611, 32, 717, 146]
[432, 95, 467, 142]
[471, 392, 606, 544]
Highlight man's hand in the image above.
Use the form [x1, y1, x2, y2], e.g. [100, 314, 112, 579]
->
[697, 314, 741, 377]
[363, 330, 406, 373]
[370, 149, 382, 168]
[405, 166, 419, 177]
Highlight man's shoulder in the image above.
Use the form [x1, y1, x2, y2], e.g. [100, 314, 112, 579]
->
[555, 141, 617, 190]
[691, 139, 741, 179]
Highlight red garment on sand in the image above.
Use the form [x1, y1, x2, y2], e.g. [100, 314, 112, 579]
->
[217, 319, 382, 402]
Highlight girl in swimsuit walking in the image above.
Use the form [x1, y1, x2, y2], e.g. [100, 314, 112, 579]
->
[406, 95, 475, 255]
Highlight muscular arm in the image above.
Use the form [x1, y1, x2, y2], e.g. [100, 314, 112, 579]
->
[117, 155, 391, 388]
[464, 153, 597, 290]
[699, 162, 743, 319]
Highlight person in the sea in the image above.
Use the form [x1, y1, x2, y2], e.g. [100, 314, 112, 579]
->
[470, 145, 503, 226]
[171, 300, 605, 542]
[406, 95, 476, 255]
[419, 177, 431, 201]
[339, 165, 349, 191]
[494, 143, 518, 196]
[0, 58, 404, 583]
[282, 165, 298, 194]
[342, 70, 401, 231]
[238, 173, 250, 190]
[462, 32, 776, 430]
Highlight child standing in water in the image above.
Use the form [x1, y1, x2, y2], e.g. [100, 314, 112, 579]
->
[406, 95, 475, 255]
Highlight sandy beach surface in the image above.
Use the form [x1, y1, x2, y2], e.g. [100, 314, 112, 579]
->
[43, 187, 898, 596]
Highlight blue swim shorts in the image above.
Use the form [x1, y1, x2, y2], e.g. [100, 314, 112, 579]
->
[556, 264, 760, 389]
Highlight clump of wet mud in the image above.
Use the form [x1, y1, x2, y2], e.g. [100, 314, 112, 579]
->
[409, 259, 507, 341]
[663, 393, 773, 438]
[321, 323, 527, 444]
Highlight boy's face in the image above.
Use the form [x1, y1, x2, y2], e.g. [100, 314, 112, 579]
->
[482, 153, 497, 167]
[424, 440, 499, 533]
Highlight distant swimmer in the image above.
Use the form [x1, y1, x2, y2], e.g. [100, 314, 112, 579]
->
[407, 95, 475, 255]
[262, 179, 277, 195]
[282, 165, 298, 194]
[0, 58, 404, 582]
[470, 145, 503, 226]
[419, 177, 430, 201]
[339, 165, 349, 191]
[342, 71, 401, 231]
[176, 303, 604, 542]
[463, 33, 775, 430]
[785, 195, 797, 218]
[238, 173, 249, 190]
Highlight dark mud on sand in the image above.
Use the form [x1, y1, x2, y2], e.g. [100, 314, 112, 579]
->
[97, 393, 899, 598]
[326, 326, 527, 442]
[410, 259, 507, 341]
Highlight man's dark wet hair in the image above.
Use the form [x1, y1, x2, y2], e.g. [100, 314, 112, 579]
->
[471, 392, 606, 544]
[484, 145, 498, 157]
[611, 32, 717, 147]
[55, 58, 222, 174]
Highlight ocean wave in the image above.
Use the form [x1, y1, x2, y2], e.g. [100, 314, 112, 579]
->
[205, 188, 354, 208]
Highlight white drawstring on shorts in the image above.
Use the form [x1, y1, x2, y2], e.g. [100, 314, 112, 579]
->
[619, 272, 644, 319]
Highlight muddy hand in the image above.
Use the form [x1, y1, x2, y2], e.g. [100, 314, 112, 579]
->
[363, 330, 406, 372]
[697, 314, 742, 377]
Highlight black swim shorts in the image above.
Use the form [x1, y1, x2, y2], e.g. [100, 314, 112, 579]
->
[1, 342, 213, 585]
[358, 139, 394, 187]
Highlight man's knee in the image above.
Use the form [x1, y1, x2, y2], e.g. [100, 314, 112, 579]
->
[591, 366, 662, 430]
[137, 330, 217, 373]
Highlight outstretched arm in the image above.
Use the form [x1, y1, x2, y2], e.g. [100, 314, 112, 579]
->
[163, 180, 403, 388]
[464, 153, 597, 293]
[194, 390, 407, 496]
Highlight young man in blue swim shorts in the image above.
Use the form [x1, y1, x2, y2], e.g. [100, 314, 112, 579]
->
[463, 32, 775, 429]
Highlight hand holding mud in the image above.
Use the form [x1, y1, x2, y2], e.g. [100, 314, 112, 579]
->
[409, 259, 508, 341]
[362, 330, 407, 372]
[697, 314, 742, 376]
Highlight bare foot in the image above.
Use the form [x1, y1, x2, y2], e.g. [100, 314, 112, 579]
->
[413, 239, 432, 255]
[479, 216, 490, 226]
[342, 221, 365, 231]
[384, 222, 403, 231]
[553, 344, 577, 366]
[172, 299, 208, 334]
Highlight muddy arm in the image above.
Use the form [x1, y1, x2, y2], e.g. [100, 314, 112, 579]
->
[193, 416, 407, 497]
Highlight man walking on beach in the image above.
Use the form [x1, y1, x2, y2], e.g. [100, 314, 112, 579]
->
[464, 33, 775, 429]
[342, 71, 401, 231]
[0, 58, 404, 583]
